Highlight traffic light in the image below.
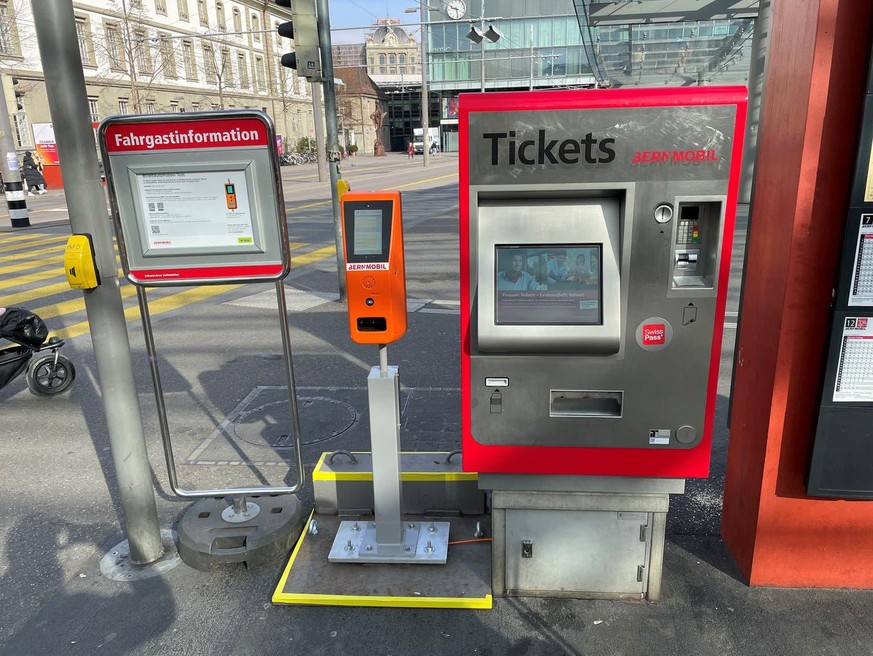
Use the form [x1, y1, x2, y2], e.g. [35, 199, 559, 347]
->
[276, 0, 322, 81]
[11, 77, 23, 111]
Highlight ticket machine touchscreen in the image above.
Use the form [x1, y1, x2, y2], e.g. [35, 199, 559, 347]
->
[495, 245, 603, 325]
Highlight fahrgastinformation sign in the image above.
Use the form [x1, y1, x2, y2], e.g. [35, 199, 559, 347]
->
[99, 111, 289, 286]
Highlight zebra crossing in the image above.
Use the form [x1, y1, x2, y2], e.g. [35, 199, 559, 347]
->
[0, 232, 337, 341]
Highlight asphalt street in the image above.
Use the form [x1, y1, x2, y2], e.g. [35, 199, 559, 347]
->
[2, 153, 872, 656]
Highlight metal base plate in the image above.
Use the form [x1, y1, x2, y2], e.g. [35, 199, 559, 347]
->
[328, 520, 450, 564]
[272, 514, 492, 609]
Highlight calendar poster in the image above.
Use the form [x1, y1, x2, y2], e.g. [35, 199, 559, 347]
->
[833, 317, 873, 402]
[848, 214, 873, 306]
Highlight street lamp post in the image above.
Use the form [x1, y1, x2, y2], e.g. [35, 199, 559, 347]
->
[406, 3, 431, 167]
[465, 0, 501, 92]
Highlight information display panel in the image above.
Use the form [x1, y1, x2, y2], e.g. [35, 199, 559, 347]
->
[99, 111, 289, 286]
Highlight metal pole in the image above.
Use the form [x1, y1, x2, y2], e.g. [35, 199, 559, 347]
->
[316, 0, 347, 302]
[739, 0, 771, 205]
[529, 25, 534, 91]
[31, 0, 163, 565]
[480, 0, 486, 92]
[420, 0, 430, 167]
[0, 78, 29, 228]
[311, 82, 327, 182]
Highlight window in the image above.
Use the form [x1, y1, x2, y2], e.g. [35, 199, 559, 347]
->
[135, 29, 153, 74]
[203, 44, 216, 82]
[159, 35, 176, 78]
[105, 23, 124, 69]
[399, 54, 405, 64]
[255, 55, 266, 89]
[155, 0, 166, 14]
[379, 54, 386, 65]
[237, 52, 249, 86]
[198, 0, 208, 26]
[13, 112, 32, 149]
[118, 98, 129, 113]
[177, 0, 188, 20]
[400, 66, 406, 74]
[145, 100, 155, 114]
[221, 47, 233, 85]
[275, 22, 281, 48]
[75, 16, 94, 65]
[170, 101, 179, 112]
[389, 54, 396, 65]
[252, 15, 260, 42]
[182, 40, 197, 79]
[88, 97, 99, 123]
[216, 2, 226, 30]
[191, 101, 199, 112]
[233, 8, 242, 33]
[0, 2, 14, 54]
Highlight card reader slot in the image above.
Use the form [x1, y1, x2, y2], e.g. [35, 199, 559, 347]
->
[356, 317, 387, 332]
[549, 390, 623, 418]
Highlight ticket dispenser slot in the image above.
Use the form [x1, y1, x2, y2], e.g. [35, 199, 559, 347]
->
[340, 191, 407, 345]
[671, 201, 723, 289]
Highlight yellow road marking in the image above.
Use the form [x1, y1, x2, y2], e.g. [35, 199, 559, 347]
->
[0, 244, 64, 264]
[0, 232, 60, 243]
[32, 285, 139, 320]
[0, 258, 122, 291]
[0, 235, 67, 254]
[0, 254, 65, 278]
[52, 285, 241, 340]
[284, 171, 458, 213]
[2, 281, 77, 306]
[292, 244, 335, 266]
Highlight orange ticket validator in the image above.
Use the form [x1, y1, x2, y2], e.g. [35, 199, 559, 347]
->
[340, 191, 407, 344]
[225, 182, 238, 210]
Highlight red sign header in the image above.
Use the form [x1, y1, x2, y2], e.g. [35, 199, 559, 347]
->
[104, 118, 269, 153]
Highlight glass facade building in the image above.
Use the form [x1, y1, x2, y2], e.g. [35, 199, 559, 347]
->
[392, 0, 758, 150]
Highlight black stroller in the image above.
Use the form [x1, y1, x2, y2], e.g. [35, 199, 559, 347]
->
[0, 307, 75, 396]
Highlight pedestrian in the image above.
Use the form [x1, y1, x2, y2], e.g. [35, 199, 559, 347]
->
[407, 141, 414, 159]
[22, 151, 47, 195]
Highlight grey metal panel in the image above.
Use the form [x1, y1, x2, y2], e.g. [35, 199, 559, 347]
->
[467, 106, 738, 186]
[479, 473, 685, 495]
[476, 197, 623, 353]
[646, 510, 668, 602]
[493, 490, 670, 513]
[504, 509, 648, 597]
[368, 366, 403, 544]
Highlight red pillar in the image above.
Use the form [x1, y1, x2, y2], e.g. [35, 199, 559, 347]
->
[722, 0, 873, 586]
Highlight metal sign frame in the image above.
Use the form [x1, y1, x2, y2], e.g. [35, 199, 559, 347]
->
[99, 110, 290, 286]
[99, 110, 304, 499]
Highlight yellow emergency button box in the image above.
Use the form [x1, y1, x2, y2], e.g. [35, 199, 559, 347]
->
[64, 234, 101, 290]
[337, 178, 351, 197]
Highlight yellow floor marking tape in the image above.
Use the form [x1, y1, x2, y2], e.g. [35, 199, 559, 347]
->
[271, 512, 492, 609]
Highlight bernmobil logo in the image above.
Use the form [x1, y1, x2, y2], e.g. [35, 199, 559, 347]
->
[642, 323, 666, 346]
[483, 130, 616, 166]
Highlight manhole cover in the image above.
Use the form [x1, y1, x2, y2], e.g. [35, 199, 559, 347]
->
[231, 396, 358, 448]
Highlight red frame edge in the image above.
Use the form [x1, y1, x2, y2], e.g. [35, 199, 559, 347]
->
[459, 87, 748, 478]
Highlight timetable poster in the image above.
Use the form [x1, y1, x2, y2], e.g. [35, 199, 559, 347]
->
[849, 214, 873, 306]
[833, 317, 873, 402]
